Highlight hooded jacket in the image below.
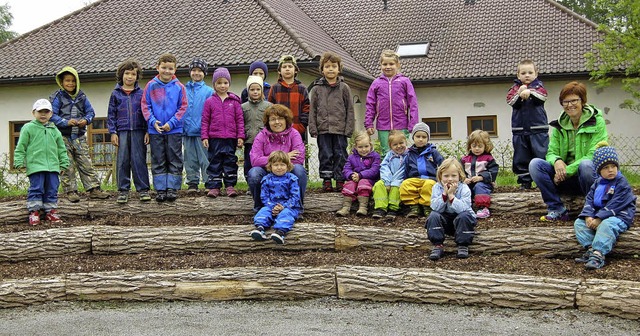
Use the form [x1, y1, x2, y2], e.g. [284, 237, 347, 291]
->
[506, 78, 549, 135]
[242, 99, 272, 144]
[14, 120, 70, 176]
[364, 73, 419, 131]
[141, 75, 188, 135]
[260, 172, 302, 211]
[107, 82, 146, 133]
[379, 149, 408, 187]
[183, 80, 214, 137]
[404, 144, 444, 180]
[250, 127, 305, 167]
[50, 66, 96, 138]
[343, 148, 381, 181]
[579, 172, 636, 226]
[308, 76, 355, 137]
[201, 92, 245, 140]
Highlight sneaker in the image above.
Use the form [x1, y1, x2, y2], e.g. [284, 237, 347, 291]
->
[139, 190, 151, 202]
[29, 211, 41, 225]
[429, 245, 444, 260]
[423, 207, 432, 217]
[156, 190, 167, 202]
[225, 186, 238, 197]
[270, 230, 286, 244]
[574, 247, 593, 263]
[540, 209, 570, 221]
[519, 182, 533, 190]
[44, 210, 63, 224]
[207, 188, 221, 198]
[585, 251, 605, 270]
[456, 245, 469, 259]
[335, 180, 345, 192]
[250, 226, 268, 241]
[166, 188, 178, 202]
[322, 179, 333, 192]
[67, 191, 80, 203]
[476, 207, 490, 219]
[116, 191, 129, 204]
[385, 210, 398, 221]
[407, 205, 421, 218]
[372, 209, 386, 219]
[89, 188, 109, 199]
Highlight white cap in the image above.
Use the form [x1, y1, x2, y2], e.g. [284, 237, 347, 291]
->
[33, 99, 52, 112]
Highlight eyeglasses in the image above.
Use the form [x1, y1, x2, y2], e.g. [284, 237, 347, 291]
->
[269, 116, 285, 122]
[561, 98, 581, 107]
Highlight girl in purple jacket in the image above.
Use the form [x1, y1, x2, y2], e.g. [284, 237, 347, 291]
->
[364, 50, 419, 156]
[336, 131, 381, 217]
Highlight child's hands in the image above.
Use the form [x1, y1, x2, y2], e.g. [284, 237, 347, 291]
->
[202, 139, 209, 148]
[366, 128, 375, 136]
[144, 133, 150, 145]
[68, 119, 78, 126]
[237, 139, 244, 148]
[111, 134, 119, 146]
[463, 177, 472, 185]
[351, 172, 360, 182]
[517, 84, 527, 93]
[154, 120, 163, 133]
[446, 182, 458, 199]
[272, 203, 284, 216]
[587, 217, 602, 230]
[519, 89, 531, 100]
[161, 123, 171, 132]
[77, 119, 88, 128]
[470, 175, 483, 183]
[288, 150, 300, 160]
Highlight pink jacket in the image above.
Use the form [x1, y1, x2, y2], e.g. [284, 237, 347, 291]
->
[201, 92, 245, 140]
[364, 73, 419, 131]
[250, 127, 305, 167]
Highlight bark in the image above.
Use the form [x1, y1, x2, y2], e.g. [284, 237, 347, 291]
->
[576, 279, 640, 320]
[0, 276, 67, 308]
[0, 227, 93, 262]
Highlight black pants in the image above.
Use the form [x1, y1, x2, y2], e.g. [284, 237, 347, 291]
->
[425, 211, 476, 246]
[512, 132, 549, 185]
[317, 134, 348, 181]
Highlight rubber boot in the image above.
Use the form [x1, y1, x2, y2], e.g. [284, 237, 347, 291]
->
[336, 197, 352, 217]
[356, 196, 369, 216]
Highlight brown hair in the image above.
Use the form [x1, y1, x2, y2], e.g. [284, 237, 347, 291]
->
[319, 51, 343, 73]
[380, 49, 400, 66]
[156, 53, 177, 66]
[436, 157, 465, 182]
[266, 150, 293, 172]
[116, 58, 142, 85]
[466, 130, 493, 154]
[263, 104, 293, 130]
[517, 59, 538, 73]
[559, 81, 588, 105]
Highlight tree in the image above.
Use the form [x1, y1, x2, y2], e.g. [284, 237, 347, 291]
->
[0, 4, 18, 43]
[557, 0, 611, 25]
[586, 0, 640, 113]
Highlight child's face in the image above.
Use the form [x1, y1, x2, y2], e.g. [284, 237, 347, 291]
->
[517, 64, 537, 85]
[61, 74, 76, 94]
[248, 83, 263, 101]
[279, 63, 296, 80]
[390, 138, 407, 155]
[156, 61, 176, 83]
[441, 165, 460, 185]
[122, 69, 138, 88]
[470, 141, 485, 156]
[214, 78, 230, 94]
[190, 68, 205, 82]
[322, 61, 339, 81]
[413, 131, 429, 148]
[33, 109, 52, 124]
[380, 57, 399, 78]
[251, 68, 266, 79]
[600, 163, 618, 180]
[270, 161, 288, 176]
[355, 139, 372, 157]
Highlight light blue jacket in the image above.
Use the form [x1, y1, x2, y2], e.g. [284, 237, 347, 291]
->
[430, 182, 474, 216]
[379, 150, 407, 187]
[183, 80, 213, 137]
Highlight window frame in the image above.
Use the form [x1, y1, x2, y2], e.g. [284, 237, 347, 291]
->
[422, 117, 451, 139]
[9, 120, 30, 168]
[87, 117, 115, 167]
[466, 115, 498, 136]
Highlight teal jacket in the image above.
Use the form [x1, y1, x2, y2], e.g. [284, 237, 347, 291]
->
[14, 120, 70, 176]
[546, 104, 608, 177]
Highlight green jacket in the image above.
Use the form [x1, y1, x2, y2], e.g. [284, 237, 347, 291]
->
[546, 104, 608, 177]
[14, 120, 70, 176]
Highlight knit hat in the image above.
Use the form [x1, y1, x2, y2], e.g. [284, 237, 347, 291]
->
[189, 58, 208, 76]
[278, 55, 299, 72]
[212, 67, 231, 84]
[592, 141, 619, 173]
[32, 99, 52, 112]
[246, 75, 264, 90]
[411, 122, 430, 141]
[249, 61, 268, 78]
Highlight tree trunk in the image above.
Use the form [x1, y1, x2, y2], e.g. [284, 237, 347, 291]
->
[0, 227, 93, 262]
[576, 279, 640, 320]
[0, 276, 67, 308]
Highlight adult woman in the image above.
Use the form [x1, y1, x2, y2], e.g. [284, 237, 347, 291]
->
[247, 104, 307, 212]
[529, 81, 608, 221]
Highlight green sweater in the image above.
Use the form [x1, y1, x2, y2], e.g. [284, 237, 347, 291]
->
[545, 104, 608, 177]
[14, 120, 70, 176]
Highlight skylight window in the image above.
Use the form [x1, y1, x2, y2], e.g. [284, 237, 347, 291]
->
[396, 43, 430, 57]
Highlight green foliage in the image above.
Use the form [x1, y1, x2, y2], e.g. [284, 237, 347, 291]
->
[557, 0, 611, 25]
[0, 4, 18, 43]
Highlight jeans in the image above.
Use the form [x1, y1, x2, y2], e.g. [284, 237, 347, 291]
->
[248, 164, 307, 212]
[574, 217, 629, 255]
[117, 130, 150, 192]
[529, 158, 595, 211]
[27, 172, 60, 212]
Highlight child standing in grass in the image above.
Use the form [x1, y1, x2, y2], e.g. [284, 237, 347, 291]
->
[14, 99, 70, 225]
[371, 130, 408, 221]
[461, 130, 499, 219]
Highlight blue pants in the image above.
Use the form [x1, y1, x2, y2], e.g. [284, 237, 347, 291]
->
[317, 134, 348, 181]
[27, 172, 60, 212]
[469, 181, 493, 197]
[529, 158, 595, 212]
[205, 138, 238, 189]
[512, 133, 548, 185]
[183, 135, 209, 187]
[425, 211, 477, 246]
[574, 217, 629, 255]
[149, 133, 183, 191]
[116, 130, 150, 192]
[254, 207, 299, 234]
[247, 164, 307, 212]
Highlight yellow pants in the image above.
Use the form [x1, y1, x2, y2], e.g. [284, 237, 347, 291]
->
[399, 178, 437, 206]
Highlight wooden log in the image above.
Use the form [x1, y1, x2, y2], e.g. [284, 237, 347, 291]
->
[576, 279, 640, 320]
[0, 227, 93, 262]
[336, 266, 579, 310]
[0, 199, 88, 225]
[0, 276, 66, 308]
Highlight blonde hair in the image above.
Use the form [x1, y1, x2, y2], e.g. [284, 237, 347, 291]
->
[436, 157, 465, 182]
[266, 150, 293, 172]
[353, 130, 372, 147]
[380, 50, 400, 66]
[466, 130, 493, 154]
[387, 130, 407, 146]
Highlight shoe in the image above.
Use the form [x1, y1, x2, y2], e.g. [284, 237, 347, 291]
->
[166, 188, 177, 202]
[540, 209, 570, 221]
[385, 210, 398, 221]
[271, 230, 286, 244]
[372, 209, 386, 219]
[476, 207, 490, 219]
[519, 182, 533, 190]
[29, 211, 41, 225]
[456, 245, 469, 259]
[407, 205, 420, 218]
[585, 251, 605, 270]
[574, 247, 593, 263]
[207, 188, 221, 198]
[156, 190, 167, 202]
[116, 191, 129, 204]
[322, 179, 333, 192]
[250, 226, 268, 241]
[429, 245, 444, 260]
[139, 190, 151, 202]
[423, 207, 432, 217]
[225, 186, 238, 197]
[89, 188, 109, 199]
[336, 197, 352, 217]
[67, 191, 80, 203]
[335, 181, 344, 192]
[44, 210, 63, 224]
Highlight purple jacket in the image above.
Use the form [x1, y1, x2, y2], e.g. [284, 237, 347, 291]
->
[364, 73, 419, 131]
[201, 92, 245, 140]
[343, 149, 381, 181]
[107, 83, 146, 133]
[250, 127, 305, 167]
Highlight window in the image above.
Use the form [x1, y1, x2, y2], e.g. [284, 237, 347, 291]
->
[467, 115, 498, 136]
[422, 117, 451, 139]
[88, 117, 115, 166]
[9, 120, 29, 168]
[397, 42, 430, 57]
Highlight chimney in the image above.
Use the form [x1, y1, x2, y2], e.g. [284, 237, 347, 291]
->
[383, 0, 388, 10]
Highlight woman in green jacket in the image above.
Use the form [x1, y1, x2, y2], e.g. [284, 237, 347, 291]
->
[529, 81, 608, 221]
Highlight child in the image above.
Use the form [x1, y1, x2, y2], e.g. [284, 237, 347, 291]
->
[426, 157, 477, 260]
[574, 142, 636, 270]
[267, 54, 310, 142]
[50, 66, 109, 202]
[107, 58, 151, 204]
[364, 50, 419, 156]
[506, 59, 549, 190]
[336, 131, 381, 217]
[14, 99, 70, 225]
[241, 61, 271, 103]
[141, 53, 188, 202]
[183, 58, 214, 193]
[371, 130, 408, 220]
[400, 122, 444, 217]
[250, 151, 302, 245]
[461, 130, 499, 219]
[201, 67, 245, 198]
[242, 75, 272, 178]
[309, 51, 355, 192]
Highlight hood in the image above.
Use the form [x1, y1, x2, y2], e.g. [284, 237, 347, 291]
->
[556, 104, 598, 130]
[56, 66, 80, 97]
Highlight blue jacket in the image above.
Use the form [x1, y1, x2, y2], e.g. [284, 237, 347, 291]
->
[379, 150, 407, 187]
[107, 83, 146, 133]
[579, 173, 636, 226]
[430, 182, 474, 216]
[404, 144, 444, 180]
[50, 66, 96, 139]
[183, 80, 214, 136]
[141, 75, 188, 135]
[260, 172, 301, 211]
[506, 78, 549, 135]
